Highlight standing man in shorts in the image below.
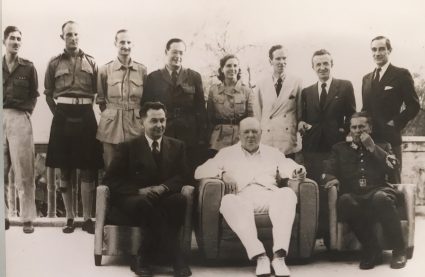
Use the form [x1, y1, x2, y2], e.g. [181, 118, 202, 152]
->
[44, 21, 103, 234]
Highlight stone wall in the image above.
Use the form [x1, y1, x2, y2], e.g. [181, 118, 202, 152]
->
[401, 136, 425, 206]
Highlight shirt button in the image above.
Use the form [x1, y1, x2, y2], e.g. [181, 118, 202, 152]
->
[268, 129, 270, 132]
[286, 128, 288, 130]
[269, 116, 273, 119]
[360, 159, 364, 163]
[284, 114, 286, 118]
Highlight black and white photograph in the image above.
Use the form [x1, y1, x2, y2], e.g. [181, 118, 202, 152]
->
[1, 0, 425, 276]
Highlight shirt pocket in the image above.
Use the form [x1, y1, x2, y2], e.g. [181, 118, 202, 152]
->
[78, 59, 94, 90]
[129, 74, 144, 99]
[100, 108, 118, 121]
[13, 78, 30, 98]
[54, 67, 71, 90]
[106, 78, 122, 100]
[234, 94, 246, 115]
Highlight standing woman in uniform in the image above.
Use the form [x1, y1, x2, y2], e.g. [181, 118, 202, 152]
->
[207, 54, 254, 153]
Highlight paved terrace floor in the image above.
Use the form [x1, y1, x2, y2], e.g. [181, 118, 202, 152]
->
[5, 215, 425, 277]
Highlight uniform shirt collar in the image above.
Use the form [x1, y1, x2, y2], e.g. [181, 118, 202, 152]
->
[145, 134, 162, 151]
[218, 79, 243, 94]
[112, 58, 135, 71]
[62, 48, 84, 58]
[165, 64, 181, 76]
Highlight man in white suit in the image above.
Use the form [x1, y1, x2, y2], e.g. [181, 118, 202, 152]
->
[255, 45, 303, 160]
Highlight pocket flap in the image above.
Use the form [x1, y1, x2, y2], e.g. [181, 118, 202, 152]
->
[55, 68, 70, 78]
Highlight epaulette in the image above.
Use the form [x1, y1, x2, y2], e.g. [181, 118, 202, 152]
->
[105, 60, 114, 65]
[84, 53, 95, 59]
[134, 61, 147, 70]
[49, 53, 63, 63]
[18, 57, 33, 66]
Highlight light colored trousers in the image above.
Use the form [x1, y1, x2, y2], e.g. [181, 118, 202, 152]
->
[3, 109, 36, 222]
[220, 185, 297, 259]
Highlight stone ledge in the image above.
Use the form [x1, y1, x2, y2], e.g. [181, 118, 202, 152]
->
[8, 217, 94, 227]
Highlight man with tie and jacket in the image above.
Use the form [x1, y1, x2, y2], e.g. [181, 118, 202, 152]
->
[142, 38, 207, 180]
[103, 101, 191, 277]
[255, 45, 303, 160]
[299, 49, 356, 246]
[362, 36, 420, 183]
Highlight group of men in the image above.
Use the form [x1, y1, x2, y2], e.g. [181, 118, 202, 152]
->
[2, 19, 419, 277]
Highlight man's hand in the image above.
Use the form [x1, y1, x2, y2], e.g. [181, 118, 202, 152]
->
[387, 120, 395, 127]
[386, 154, 398, 169]
[324, 179, 340, 190]
[360, 133, 375, 152]
[99, 103, 106, 112]
[298, 121, 312, 136]
[138, 185, 166, 199]
[292, 166, 306, 180]
[222, 172, 237, 194]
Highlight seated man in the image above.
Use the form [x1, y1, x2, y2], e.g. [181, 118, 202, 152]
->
[322, 111, 407, 270]
[195, 117, 306, 277]
[103, 101, 191, 277]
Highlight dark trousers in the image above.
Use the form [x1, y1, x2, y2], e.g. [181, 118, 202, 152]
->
[392, 144, 402, 184]
[303, 151, 331, 240]
[338, 188, 405, 252]
[113, 192, 187, 262]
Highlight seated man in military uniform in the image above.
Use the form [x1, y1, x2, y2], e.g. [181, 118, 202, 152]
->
[323, 111, 407, 270]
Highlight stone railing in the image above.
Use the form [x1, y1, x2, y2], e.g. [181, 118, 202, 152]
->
[401, 136, 425, 206]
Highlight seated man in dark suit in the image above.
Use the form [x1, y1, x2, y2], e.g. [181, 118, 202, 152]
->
[322, 111, 407, 270]
[103, 101, 191, 277]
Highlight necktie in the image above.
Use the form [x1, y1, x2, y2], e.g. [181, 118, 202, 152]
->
[374, 67, 381, 83]
[319, 83, 327, 110]
[152, 140, 161, 166]
[275, 77, 283, 96]
[171, 70, 178, 86]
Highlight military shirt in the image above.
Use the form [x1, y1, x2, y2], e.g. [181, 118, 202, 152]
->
[3, 56, 39, 113]
[323, 141, 396, 194]
[96, 58, 147, 144]
[44, 49, 97, 98]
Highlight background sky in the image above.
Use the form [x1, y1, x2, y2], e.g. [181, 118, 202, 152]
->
[2, 0, 425, 142]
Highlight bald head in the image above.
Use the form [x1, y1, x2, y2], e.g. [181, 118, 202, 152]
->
[239, 117, 262, 153]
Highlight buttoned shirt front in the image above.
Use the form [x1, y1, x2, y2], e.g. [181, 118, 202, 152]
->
[195, 142, 304, 192]
[96, 58, 147, 144]
[44, 49, 97, 99]
[3, 56, 39, 113]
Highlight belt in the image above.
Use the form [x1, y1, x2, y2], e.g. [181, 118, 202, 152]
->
[214, 118, 242, 125]
[56, 97, 93, 104]
[107, 103, 140, 110]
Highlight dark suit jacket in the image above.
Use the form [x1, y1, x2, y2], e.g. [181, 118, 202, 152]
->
[142, 67, 207, 147]
[362, 64, 420, 146]
[323, 141, 396, 195]
[103, 135, 189, 198]
[301, 78, 356, 152]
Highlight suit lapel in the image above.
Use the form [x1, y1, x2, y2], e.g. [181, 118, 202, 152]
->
[311, 83, 321, 112]
[133, 135, 159, 171]
[379, 64, 395, 86]
[159, 137, 171, 174]
[269, 76, 293, 117]
[323, 79, 339, 110]
[176, 67, 188, 86]
[160, 67, 173, 86]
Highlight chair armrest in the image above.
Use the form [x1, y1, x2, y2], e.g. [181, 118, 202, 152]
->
[180, 185, 194, 257]
[94, 185, 110, 255]
[328, 185, 338, 250]
[196, 178, 226, 259]
[396, 183, 416, 248]
[289, 178, 319, 258]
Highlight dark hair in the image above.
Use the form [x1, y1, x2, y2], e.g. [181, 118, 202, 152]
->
[140, 101, 167, 118]
[115, 29, 128, 41]
[217, 54, 242, 82]
[268, 45, 284, 60]
[61, 20, 76, 34]
[165, 38, 186, 51]
[311, 49, 333, 66]
[371, 35, 392, 51]
[3, 26, 21, 40]
[350, 111, 372, 126]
